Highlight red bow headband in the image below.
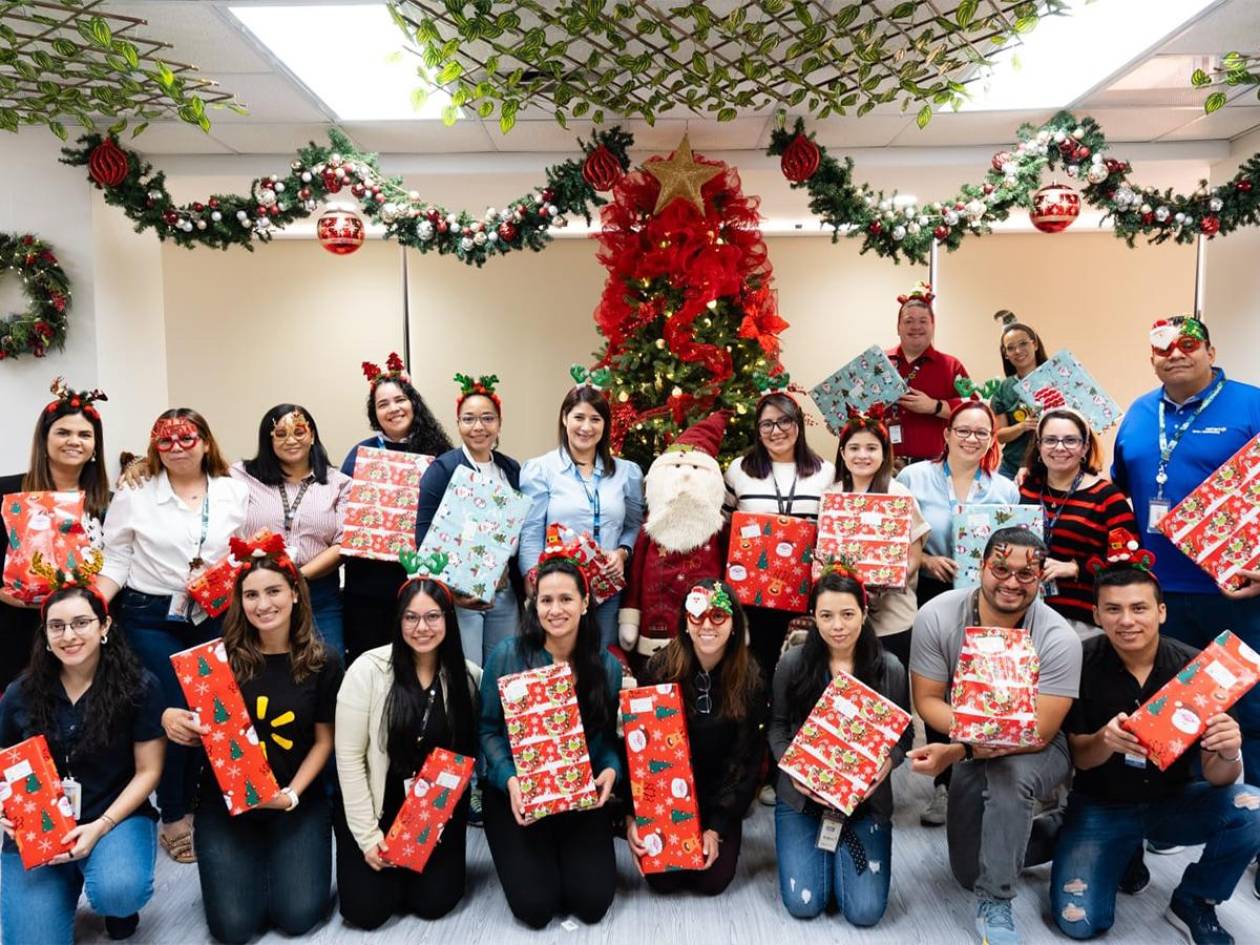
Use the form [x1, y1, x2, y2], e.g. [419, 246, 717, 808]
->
[45, 376, 107, 420]
[843, 402, 890, 439]
[1086, 528, 1157, 579]
[362, 352, 410, 387]
[229, 531, 300, 583]
[815, 554, 868, 607]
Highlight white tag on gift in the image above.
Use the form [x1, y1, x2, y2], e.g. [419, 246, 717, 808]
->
[1204, 659, 1238, 690]
[740, 523, 761, 539]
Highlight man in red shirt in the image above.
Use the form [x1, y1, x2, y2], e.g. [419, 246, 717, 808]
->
[886, 283, 970, 468]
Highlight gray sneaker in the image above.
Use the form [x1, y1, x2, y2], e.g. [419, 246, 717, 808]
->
[758, 784, 777, 806]
[921, 783, 948, 826]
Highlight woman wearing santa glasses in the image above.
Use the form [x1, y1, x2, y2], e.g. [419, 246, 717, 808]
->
[97, 408, 248, 866]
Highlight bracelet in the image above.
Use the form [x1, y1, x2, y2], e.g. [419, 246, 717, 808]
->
[281, 786, 300, 811]
[99, 813, 117, 832]
[1216, 749, 1242, 764]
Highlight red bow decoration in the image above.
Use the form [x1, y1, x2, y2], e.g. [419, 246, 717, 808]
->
[1085, 528, 1157, 577]
[362, 352, 409, 386]
[842, 402, 890, 438]
[814, 553, 868, 607]
[229, 531, 299, 582]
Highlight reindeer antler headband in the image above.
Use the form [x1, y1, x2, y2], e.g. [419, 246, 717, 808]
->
[46, 376, 108, 420]
[362, 352, 410, 387]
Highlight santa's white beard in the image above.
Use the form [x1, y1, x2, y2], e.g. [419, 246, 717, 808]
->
[644, 490, 724, 553]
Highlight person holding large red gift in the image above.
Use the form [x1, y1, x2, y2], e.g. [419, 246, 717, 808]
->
[626, 580, 766, 895]
[161, 534, 341, 944]
[619, 412, 730, 670]
[1, 568, 166, 944]
[1050, 531, 1260, 944]
[334, 552, 480, 930]
[1, 377, 111, 691]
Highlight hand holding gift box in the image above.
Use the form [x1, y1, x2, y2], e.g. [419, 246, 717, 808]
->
[381, 748, 475, 872]
[533, 522, 624, 605]
[952, 505, 1043, 589]
[2, 491, 91, 605]
[725, 512, 816, 613]
[341, 447, 434, 563]
[0, 735, 78, 869]
[950, 626, 1042, 749]
[809, 346, 909, 433]
[1013, 350, 1123, 433]
[815, 493, 914, 589]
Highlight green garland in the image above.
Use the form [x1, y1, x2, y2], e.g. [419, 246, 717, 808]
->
[60, 127, 634, 266]
[0, 233, 70, 360]
[768, 110, 1260, 265]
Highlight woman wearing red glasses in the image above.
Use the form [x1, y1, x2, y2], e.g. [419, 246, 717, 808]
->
[626, 579, 766, 896]
[97, 408, 248, 865]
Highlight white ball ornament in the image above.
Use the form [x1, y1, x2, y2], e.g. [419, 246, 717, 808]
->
[418, 221, 434, 241]
[1209, 197, 1224, 212]
[301, 171, 312, 183]
[459, 236, 474, 252]
[943, 209, 960, 226]
[486, 231, 498, 244]
[473, 231, 487, 246]
[907, 222, 921, 235]
[1155, 206, 1170, 222]
[273, 182, 285, 193]
[210, 211, 222, 222]
[891, 225, 907, 241]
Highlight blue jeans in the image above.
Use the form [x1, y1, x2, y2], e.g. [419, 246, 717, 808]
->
[307, 573, 344, 660]
[195, 787, 332, 944]
[1051, 783, 1260, 939]
[1162, 592, 1260, 788]
[117, 589, 220, 823]
[456, 583, 520, 667]
[1, 814, 156, 945]
[774, 801, 892, 927]
[592, 593, 621, 651]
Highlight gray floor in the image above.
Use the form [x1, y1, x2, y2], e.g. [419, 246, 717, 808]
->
[64, 766, 1260, 945]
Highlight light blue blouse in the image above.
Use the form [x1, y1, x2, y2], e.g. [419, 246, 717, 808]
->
[518, 447, 644, 573]
[895, 460, 1019, 557]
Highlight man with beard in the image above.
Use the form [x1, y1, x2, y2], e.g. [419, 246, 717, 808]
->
[619, 412, 729, 673]
[907, 527, 1082, 945]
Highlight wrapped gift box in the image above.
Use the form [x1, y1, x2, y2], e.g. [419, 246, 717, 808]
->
[497, 663, 597, 818]
[809, 346, 909, 433]
[815, 492, 914, 589]
[726, 512, 816, 613]
[620, 684, 704, 873]
[380, 748, 475, 873]
[1122, 630, 1260, 771]
[541, 522, 623, 605]
[777, 671, 911, 815]
[341, 447, 434, 562]
[187, 558, 237, 618]
[418, 466, 530, 604]
[1, 490, 90, 605]
[950, 627, 1041, 749]
[171, 639, 280, 815]
[0, 734, 77, 869]
[1157, 432, 1260, 592]
[952, 504, 1044, 589]
[1014, 350, 1123, 433]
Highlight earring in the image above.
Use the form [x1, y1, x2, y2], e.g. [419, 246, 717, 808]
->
[100, 633, 109, 645]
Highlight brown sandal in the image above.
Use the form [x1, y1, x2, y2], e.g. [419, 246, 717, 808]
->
[159, 829, 196, 864]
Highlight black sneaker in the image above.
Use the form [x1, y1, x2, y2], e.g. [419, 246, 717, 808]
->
[468, 783, 483, 828]
[104, 914, 140, 940]
[1165, 890, 1234, 945]
[1118, 848, 1150, 895]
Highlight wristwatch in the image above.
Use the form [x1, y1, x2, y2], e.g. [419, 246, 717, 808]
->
[280, 787, 299, 811]
[961, 742, 975, 761]
[936, 399, 946, 417]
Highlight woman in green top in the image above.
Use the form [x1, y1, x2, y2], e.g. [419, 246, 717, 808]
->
[991, 321, 1048, 479]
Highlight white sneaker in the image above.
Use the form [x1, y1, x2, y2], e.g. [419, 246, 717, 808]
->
[758, 784, 777, 806]
[921, 783, 948, 826]
[1147, 840, 1186, 855]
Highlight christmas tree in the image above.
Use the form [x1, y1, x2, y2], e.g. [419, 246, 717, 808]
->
[592, 136, 789, 469]
[648, 759, 672, 774]
[212, 697, 230, 725]
[40, 809, 54, 832]
[198, 656, 212, 676]
[24, 772, 40, 793]
[229, 740, 244, 760]
[244, 780, 260, 807]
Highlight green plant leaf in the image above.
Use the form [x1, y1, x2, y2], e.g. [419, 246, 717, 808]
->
[499, 110, 516, 133]
[442, 103, 460, 126]
[956, 0, 978, 29]
[1191, 67, 1211, 88]
[916, 103, 932, 128]
[1204, 90, 1227, 113]
[410, 86, 429, 110]
[48, 120, 67, 140]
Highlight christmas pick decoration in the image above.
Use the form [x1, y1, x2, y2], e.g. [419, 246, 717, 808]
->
[644, 136, 723, 215]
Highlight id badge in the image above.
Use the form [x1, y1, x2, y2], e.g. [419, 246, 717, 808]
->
[815, 811, 843, 852]
[403, 776, 415, 796]
[888, 423, 903, 445]
[1042, 579, 1058, 599]
[61, 777, 82, 820]
[166, 591, 190, 623]
[1147, 500, 1171, 533]
[1123, 752, 1147, 769]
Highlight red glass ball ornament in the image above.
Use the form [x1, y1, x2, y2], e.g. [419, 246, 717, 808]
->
[933, 225, 950, 241]
[162, 210, 178, 226]
[1238, 179, 1254, 193]
[497, 221, 518, 242]
[87, 138, 129, 188]
[991, 150, 1012, 173]
[351, 183, 366, 198]
[780, 133, 821, 183]
[867, 220, 883, 235]
[316, 205, 365, 255]
[1201, 215, 1221, 236]
[1029, 182, 1080, 233]
[582, 144, 624, 192]
[1105, 159, 1129, 176]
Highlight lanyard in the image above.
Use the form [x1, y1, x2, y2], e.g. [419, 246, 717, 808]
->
[1040, 472, 1084, 544]
[1155, 376, 1226, 497]
[943, 461, 983, 511]
[772, 467, 799, 515]
[573, 463, 602, 541]
[890, 352, 927, 420]
[969, 589, 1025, 630]
[278, 479, 312, 534]
[189, 494, 210, 572]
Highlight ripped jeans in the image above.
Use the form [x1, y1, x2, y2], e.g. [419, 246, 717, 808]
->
[1050, 782, 1260, 940]
[774, 801, 892, 927]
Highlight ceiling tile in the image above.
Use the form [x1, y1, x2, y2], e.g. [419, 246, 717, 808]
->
[1079, 107, 1205, 142]
[888, 110, 1055, 147]
[685, 118, 771, 150]
[339, 120, 495, 153]
[1157, 0, 1260, 55]
[210, 74, 329, 123]
[200, 123, 336, 154]
[103, 2, 275, 74]
[796, 115, 914, 149]
[1161, 107, 1260, 141]
[130, 122, 236, 156]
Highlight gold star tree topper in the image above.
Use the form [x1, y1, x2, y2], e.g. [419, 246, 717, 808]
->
[644, 134, 722, 215]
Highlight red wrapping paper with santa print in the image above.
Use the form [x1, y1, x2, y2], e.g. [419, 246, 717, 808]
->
[1122, 630, 1260, 771]
[0, 735, 78, 869]
[777, 672, 911, 816]
[341, 446, 434, 562]
[725, 512, 816, 613]
[619, 684, 704, 873]
[949, 626, 1043, 749]
[380, 748, 475, 872]
[170, 639, 280, 815]
[498, 663, 598, 819]
[1, 490, 90, 605]
[1157, 432, 1260, 592]
[814, 492, 913, 589]
[542, 522, 623, 605]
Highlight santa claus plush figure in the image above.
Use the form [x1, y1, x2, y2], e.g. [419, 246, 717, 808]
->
[618, 411, 729, 667]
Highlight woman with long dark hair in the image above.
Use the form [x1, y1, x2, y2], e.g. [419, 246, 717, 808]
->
[991, 322, 1049, 479]
[0, 378, 111, 690]
[519, 380, 643, 648]
[627, 579, 766, 896]
[340, 354, 453, 664]
[770, 569, 911, 927]
[479, 557, 622, 929]
[0, 582, 165, 944]
[161, 536, 339, 944]
[333, 561, 479, 929]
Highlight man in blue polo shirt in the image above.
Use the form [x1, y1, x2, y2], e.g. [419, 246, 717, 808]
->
[1113, 315, 1260, 800]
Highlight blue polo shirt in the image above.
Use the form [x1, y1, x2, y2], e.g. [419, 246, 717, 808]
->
[1112, 369, 1260, 593]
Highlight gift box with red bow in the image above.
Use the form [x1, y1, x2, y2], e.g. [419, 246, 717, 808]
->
[341, 447, 434, 562]
[0, 735, 78, 869]
[950, 626, 1042, 749]
[1, 491, 90, 605]
[380, 748, 475, 872]
[725, 512, 816, 613]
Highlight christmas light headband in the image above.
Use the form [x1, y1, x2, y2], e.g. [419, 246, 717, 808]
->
[1086, 528, 1157, 578]
[32, 549, 108, 614]
[842, 402, 889, 439]
[1149, 316, 1207, 352]
[814, 554, 867, 606]
[229, 531, 299, 583]
[569, 363, 612, 391]
[45, 376, 107, 420]
[896, 281, 935, 308]
[454, 372, 502, 412]
[954, 376, 1003, 401]
[684, 583, 733, 618]
[362, 352, 410, 386]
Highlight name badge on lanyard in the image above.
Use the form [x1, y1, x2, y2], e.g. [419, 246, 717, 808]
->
[1151, 376, 1225, 532]
[888, 423, 903, 445]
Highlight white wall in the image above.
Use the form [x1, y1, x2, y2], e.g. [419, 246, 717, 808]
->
[1204, 125, 1260, 372]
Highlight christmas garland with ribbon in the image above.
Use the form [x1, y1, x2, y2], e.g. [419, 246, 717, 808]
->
[59, 127, 634, 267]
[0, 233, 71, 360]
[768, 110, 1260, 265]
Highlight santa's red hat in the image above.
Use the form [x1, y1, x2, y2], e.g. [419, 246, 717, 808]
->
[666, 410, 729, 459]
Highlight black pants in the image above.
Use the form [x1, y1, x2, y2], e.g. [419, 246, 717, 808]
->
[880, 628, 912, 670]
[482, 786, 616, 929]
[333, 799, 466, 929]
[916, 574, 955, 789]
[644, 822, 742, 896]
[343, 592, 396, 667]
[746, 606, 794, 689]
[0, 608, 37, 692]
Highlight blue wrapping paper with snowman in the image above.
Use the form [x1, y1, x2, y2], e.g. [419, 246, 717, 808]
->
[809, 345, 909, 433]
[416, 466, 530, 603]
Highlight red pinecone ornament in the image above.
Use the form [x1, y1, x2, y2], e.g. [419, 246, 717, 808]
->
[87, 138, 129, 188]
[780, 133, 821, 183]
[582, 145, 624, 192]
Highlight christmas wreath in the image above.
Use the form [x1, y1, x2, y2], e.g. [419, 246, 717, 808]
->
[768, 110, 1260, 265]
[0, 233, 71, 360]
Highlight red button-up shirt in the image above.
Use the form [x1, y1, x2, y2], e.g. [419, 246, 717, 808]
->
[885, 344, 970, 462]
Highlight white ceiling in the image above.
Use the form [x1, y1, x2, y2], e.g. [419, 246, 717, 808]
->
[96, 0, 1260, 157]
